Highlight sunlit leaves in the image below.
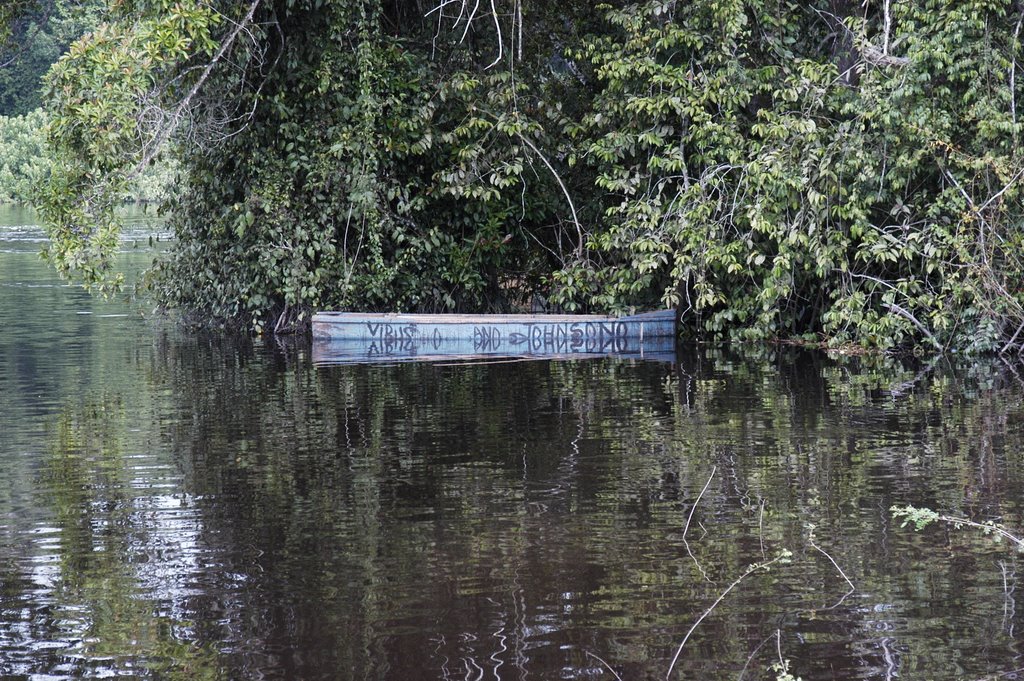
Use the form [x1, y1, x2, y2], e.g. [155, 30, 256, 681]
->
[38, 0, 221, 289]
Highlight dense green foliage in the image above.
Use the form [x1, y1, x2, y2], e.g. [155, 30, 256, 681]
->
[0, 1, 172, 208]
[561, 1, 1024, 352]
[0, 2, 37, 46]
[36, 0, 1024, 350]
[0, 109, 50, 202]
[151, 3, 602, 331]
[0, 0, 105, 116]
[0, 108, 176, 205]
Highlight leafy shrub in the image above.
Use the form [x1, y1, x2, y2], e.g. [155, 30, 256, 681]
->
[557, 0, 1024, 351]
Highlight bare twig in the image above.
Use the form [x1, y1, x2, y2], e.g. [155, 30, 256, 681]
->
[999, 354, 1024, 388]
[999, 560, 1016, 636]
[133, 0, 264, 178]
[842, 273, 942, 350]
[883, 302, 941, 350]
[664, 551, 789, 680]
[485, 0, 503, 69]
[737, 632, 776, 681]
[978, 167, 1024, 213]
[513, 130, 586, 259]
[1000, 319, 1024, 354]
[758, 498, 767, 562]
[942, 166, 976, 211]
[584, 651, 624, 681]
[808, 525, 856, 609]
[424, 0, 463, 17]
[936, 514, 1024, 549]
[882, 0, 892, 55]
[683, 466, 716, 583]
[683, 466, 716, 540]
[812, 7, 908, 67]
[1011, 8, 1024, 131]
[894, 505, 1024, 550]
[515, 0, 522, 61]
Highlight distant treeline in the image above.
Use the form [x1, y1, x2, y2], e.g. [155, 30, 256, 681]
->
[0, 110, 49, 203]
[0, 0, 103, 116]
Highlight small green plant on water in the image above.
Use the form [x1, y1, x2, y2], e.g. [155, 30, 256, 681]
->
[890, 505, 941, 531]
[891, 505, 1024, 550]
[771, 659, 802, 681]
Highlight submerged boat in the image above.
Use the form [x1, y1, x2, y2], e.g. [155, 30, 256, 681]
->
[311, 309, 677, 364]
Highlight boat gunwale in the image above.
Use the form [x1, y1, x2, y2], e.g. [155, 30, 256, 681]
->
[312, 310, 676, 325]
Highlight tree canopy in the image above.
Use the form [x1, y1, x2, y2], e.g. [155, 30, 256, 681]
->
[34, 0, 1024, 351]
[0, 2, 36, 46]
[0, 0, 104, 115]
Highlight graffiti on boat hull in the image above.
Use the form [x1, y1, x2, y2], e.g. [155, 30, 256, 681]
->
[361, 320, 636, 358]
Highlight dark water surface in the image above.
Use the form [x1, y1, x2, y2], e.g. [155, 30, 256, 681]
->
[3, 207, 1024, 680]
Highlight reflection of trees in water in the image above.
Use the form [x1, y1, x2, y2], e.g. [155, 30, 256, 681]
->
[140, 337, 1024, 679]
[664, 349, 1024, 680]
[0, 395, 223, 679]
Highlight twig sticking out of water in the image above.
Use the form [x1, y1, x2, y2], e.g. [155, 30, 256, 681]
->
[807, 525, 856, 592]
[805, 525, 857, 609]
[585, 651, 623, 681]
[758, 498, 767, 562]
[683, 466, 716, 540]
[664, 550, 791, 681]
[683, 466, 716, 582]
[1000, 560, 1017, 637]
[737, 632, 776, 681]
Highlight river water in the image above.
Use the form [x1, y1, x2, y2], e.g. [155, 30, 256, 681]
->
[2, 206, 1024, 680]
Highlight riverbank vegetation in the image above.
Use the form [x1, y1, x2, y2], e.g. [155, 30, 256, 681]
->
[11, 0, 1024, 350]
